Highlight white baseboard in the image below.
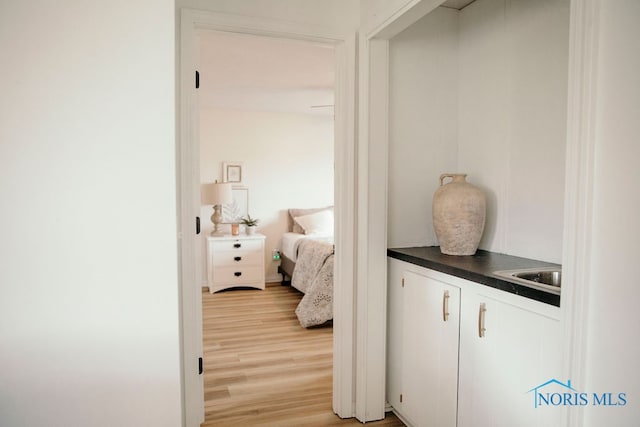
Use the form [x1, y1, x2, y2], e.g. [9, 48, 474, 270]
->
[266, 273, 281, 283]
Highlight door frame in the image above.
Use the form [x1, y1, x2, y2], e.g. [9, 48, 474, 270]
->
[177, 8, 358, 423]
[355, 1, 445, 420]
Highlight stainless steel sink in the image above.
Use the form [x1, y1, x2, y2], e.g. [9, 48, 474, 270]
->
[493, 267, 561, 294]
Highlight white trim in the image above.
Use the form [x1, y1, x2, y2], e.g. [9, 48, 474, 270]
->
[562, 1, 600, 426]
[357, 1, 436, 422]
[178, 9, 358, 422]
[367, 0, 442, 40]
[356, 37, 390, 422]
[183, 9, 346, 43]
[265, 274, 282, 284]
[333, 32, 358, 419]
[178, 10, 205, 427]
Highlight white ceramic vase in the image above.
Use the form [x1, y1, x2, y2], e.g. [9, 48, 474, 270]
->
[432, 173, 486, 255]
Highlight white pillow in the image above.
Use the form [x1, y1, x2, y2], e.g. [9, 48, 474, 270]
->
[294, 209, 334, 235]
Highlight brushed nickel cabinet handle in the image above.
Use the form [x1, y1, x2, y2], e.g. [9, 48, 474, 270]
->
[233, 243, 242, 248]
[234, 256, 242, 262]
[234, 272, 242, 277]
[442, 290, 450, 322]
[478, 302, 487, 338]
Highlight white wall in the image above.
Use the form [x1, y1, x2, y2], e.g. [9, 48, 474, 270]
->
[458, 0, 569, 262]
[387, 0, 569, 264]
[388, 7, 459, 248]
[200, 108, 334, 282]
[0, 2, 181, 426]
[582, 1, 640, 424]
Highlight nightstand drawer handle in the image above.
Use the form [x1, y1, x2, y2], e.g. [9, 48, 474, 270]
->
[234, 272, 242, 277]
[233, 243, 242, 248]
[234, 256, 242, 262]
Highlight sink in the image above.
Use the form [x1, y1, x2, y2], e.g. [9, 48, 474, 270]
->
[514, 270, 561, 286]
[493, 267, 561, 295]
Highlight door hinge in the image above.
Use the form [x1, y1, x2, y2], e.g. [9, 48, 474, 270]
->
[198, 357, 203, 375]
[196, 216, 201, 235]
[195, 70, 200, 89]
[401, 277, 405, 288]
[400, 393, 403, 403]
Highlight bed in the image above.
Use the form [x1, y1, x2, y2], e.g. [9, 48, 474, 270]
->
[278, 207, 335, 327]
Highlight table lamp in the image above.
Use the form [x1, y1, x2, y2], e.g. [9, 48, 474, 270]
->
[201, 181, 233, 236]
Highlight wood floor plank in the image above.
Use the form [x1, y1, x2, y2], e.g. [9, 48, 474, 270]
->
[202, 283, 404, 426]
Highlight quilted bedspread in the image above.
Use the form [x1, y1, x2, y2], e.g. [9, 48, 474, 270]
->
[292, 239, 334, 327]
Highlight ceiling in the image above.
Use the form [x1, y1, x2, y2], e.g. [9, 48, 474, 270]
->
[198, 31, 335, 116]
[196, 2, 476, 116]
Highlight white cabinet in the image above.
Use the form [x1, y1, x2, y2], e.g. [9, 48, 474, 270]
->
[457, 288, 562, 427]
[403, 270, 460, 426]
[387, 258, 561, 427]
[387, 259, 460, 427]
[206, 234, 265, 293]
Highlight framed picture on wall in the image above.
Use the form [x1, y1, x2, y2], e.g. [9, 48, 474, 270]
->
[221, 186, 249, 223]
[223, 161, 243, 184]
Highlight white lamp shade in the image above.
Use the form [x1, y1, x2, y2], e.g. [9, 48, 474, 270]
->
[201, 182, 233, 205]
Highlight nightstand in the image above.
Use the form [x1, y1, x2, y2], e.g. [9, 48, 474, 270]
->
[206, 233, 266, 293]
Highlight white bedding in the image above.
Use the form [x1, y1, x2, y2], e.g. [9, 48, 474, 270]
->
[281, 232, 333, 262]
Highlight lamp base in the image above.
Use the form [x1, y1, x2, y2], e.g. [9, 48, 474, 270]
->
[211, 205, 225, 236]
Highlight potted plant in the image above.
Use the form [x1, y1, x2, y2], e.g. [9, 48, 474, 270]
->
[241, 214, 260, 235]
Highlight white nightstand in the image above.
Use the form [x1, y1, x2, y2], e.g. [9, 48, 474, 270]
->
[206, 233, 266, 293]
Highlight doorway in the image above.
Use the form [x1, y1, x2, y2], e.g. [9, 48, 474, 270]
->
[178, 9, 357, 425]
[197, 29, 336, 421]
[196, 30, 336, 284]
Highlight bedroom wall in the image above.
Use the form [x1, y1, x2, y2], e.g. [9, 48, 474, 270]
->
[200, 108, 334, 283]
[0, 1, 181, 426]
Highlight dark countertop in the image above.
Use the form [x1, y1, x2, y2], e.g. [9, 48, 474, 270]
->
[387, 246, 560, 307]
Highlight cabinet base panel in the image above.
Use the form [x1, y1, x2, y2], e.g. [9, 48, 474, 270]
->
[209, 283, 265, 293]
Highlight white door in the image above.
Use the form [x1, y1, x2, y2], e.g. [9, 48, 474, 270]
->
[457, 291, 562, 427]
[402, 270, 460, 427]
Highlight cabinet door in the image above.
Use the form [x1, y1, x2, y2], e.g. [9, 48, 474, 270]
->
[458, 291, 562, 427]
[386, 258, 405, 411]
[401, 270, 460, 427]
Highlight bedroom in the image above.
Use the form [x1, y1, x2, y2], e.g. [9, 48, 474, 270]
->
[198, 30, 335, 302]
[197, 30, 342, 423]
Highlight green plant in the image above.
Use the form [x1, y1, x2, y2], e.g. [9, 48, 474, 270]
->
[240, 214, 260, 227]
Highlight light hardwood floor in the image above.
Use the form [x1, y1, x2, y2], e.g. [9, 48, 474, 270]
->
[202, 283, 405, 427]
